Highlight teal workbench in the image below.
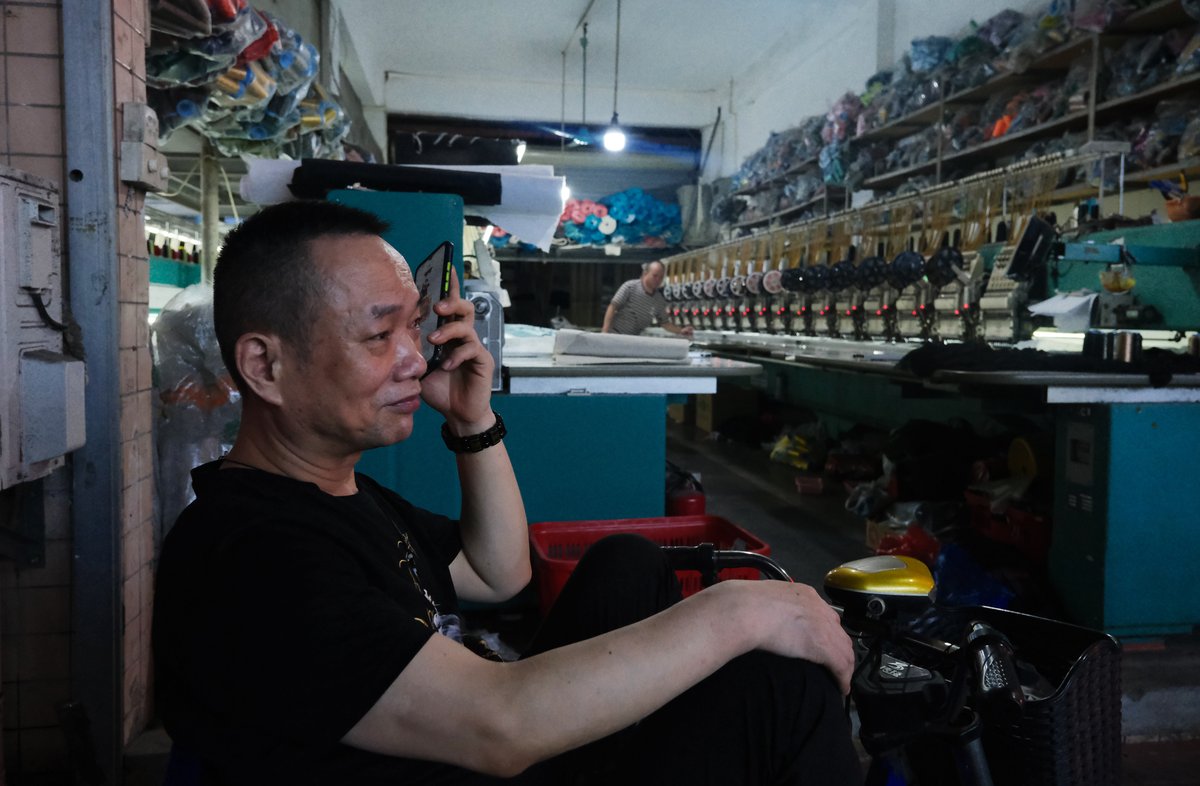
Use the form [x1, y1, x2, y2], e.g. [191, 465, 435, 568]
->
[701, 337, 1200, 637]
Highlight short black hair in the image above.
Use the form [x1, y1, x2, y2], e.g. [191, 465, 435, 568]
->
[212, 200, 389, 391]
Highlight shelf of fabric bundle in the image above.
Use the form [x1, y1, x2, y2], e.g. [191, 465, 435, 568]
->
[940, 109, 1092, 170]
[1112, 0, 1190, 33]
[943, 36, 1094, 110]
[732, 157, 818, 197]
[862, 158, 939, 191]
[1093, 72, 1200, 122]
[855, 101, 943, 143]
[732, 187, 846, 230]
[1124, 156, 1200, 184]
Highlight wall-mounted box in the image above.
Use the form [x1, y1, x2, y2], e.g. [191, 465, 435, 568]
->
[0, 166, 87, 489]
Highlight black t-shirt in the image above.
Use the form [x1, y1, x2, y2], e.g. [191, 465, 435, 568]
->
[152, 460, 495, 785]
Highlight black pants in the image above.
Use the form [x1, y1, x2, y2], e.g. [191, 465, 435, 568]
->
[511, 534, 863, 786]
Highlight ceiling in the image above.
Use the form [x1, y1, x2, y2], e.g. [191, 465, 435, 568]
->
[153, 0, 846, 222]
[336, 0, 836, 202]
[337, 0, 827, 106]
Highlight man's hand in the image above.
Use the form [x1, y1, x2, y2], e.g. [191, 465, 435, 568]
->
[419, 271, 494, 433]
[743, 581, 855, 694]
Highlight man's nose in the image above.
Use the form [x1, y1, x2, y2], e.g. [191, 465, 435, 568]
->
[394, 333, 427, 378]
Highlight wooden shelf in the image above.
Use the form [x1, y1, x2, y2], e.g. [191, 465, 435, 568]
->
[944, 36, 1093, 108]
[943, 110, 1091, 168]
[733, 187, 846, 229]
[856, 101, 942, 142]
[863, 158, 938, 191]
[1124, 156, 1200, 184]
[1094, 72, 1200, 119]
[1111, 0, 1189, 33]
[733, 157, 818, 196]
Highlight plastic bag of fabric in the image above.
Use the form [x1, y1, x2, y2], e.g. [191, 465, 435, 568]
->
[819, 143, 846, 185]
[910, 35, 954, 72]
[151, 285, 242, 536]
[1073, 0, 1138, 32]
[1002, 4, 1072, 73]
[933, 543, 1016, 608]
[1104, 35, 1177, 99]
[976, 8, 1026, 50]
[1175, 28, 1200, 74]
[822, 92, 863, 144]
[1179, 114, 1200, 158]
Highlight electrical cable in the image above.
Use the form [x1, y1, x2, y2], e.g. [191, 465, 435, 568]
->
[581, 22, 588, 125]
[611, 0, 621, 118]
[162, 159, 200, 198]
[27, 290, 67, 332]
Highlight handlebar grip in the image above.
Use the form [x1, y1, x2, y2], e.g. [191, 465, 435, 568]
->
[966, 621, 1025, 720]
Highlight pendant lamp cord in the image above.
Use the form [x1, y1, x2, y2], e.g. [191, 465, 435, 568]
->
[611, 0, 621, 117]
[581, 22, 589, 124]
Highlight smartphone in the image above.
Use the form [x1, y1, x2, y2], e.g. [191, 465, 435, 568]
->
[412, 240, 454, 378]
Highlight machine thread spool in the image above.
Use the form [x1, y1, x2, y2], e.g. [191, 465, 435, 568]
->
[1113, 331, 1142, 363]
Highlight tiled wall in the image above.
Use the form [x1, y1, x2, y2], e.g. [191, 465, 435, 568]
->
[0, 0, 155, 780]
[114, 0, 155, 753]
[0, 1, 71, 780]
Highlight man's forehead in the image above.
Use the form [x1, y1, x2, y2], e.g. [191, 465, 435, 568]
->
[381, 240, 414, 284]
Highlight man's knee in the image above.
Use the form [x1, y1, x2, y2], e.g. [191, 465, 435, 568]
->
[572, 534, 674, 591]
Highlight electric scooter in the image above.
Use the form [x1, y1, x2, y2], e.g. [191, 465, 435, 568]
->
[663, 546, 1121, 786]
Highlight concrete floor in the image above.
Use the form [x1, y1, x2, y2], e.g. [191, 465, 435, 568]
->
[664, 421, 1200, 785]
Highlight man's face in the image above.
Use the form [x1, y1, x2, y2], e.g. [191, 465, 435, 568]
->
[278, 233, 427, 455]
[642, 262, 665, 292]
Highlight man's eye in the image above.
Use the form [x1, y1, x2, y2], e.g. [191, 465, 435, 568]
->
[370, 330, 391, 341]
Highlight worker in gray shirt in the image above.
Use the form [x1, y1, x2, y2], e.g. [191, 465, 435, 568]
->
[602, 260, 693, 337]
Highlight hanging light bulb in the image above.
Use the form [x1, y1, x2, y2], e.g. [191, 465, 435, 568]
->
[603, 113, 626, 152]
[604, 0, 626, 153]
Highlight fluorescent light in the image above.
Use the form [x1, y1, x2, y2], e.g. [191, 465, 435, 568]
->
[515, 141, 527, 163]
[561, 183, 572, 202]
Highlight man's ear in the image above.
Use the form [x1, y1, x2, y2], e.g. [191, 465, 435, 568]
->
[235, 332, 286, 406]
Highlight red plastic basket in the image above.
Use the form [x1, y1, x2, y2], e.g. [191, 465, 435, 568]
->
[528, 515, 771, 616]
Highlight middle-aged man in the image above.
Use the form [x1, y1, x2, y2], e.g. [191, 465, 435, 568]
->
[602, 260, 694, 337]
[152, 200, 859, 785]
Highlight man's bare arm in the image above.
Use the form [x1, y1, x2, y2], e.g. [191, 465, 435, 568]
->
[341, 579, 852, 776]
[601, 302, 617, 333]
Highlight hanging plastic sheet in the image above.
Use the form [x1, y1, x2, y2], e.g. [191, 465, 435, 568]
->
[151, 285, 241, 537]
